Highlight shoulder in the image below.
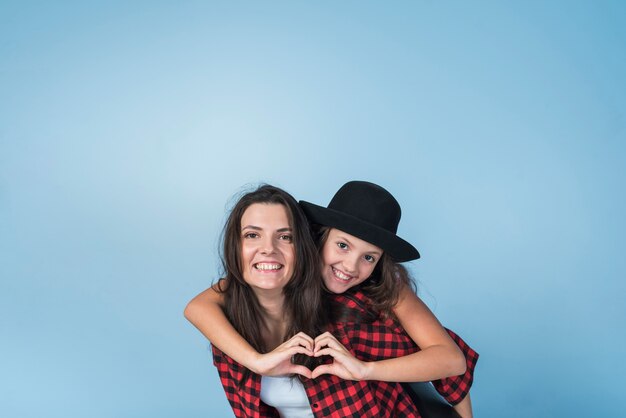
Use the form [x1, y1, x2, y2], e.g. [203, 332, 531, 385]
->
[332, 289, 375, 309]
[329, 290, 382, 324]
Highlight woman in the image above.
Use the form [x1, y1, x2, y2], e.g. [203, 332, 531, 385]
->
[207, 184, 425, 417]
[187, 182, 477, 416]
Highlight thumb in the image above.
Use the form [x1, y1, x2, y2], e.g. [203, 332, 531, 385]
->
[310, 364, 333, 379]
[288, 365, 313, 379]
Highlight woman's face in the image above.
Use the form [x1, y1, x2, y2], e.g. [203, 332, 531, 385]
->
[320, 228, 383, 294]
[240, 203, 295, 294]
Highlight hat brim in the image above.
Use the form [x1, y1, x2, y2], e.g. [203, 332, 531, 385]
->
[300, 201, 420, 262]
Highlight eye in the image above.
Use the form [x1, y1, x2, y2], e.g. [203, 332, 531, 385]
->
[364, 254, 376, 263]
[279, 234, 293, 242]
[243, 232, 259, 239]
[337, 242, 348, 250]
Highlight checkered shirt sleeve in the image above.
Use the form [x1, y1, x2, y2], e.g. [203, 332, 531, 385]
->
[333, 291, 479, 405]
[431, 328, 479, 405]
[212, 345, 279, 418]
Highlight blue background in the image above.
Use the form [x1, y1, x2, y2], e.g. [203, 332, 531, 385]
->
[1, 1, 625, 417]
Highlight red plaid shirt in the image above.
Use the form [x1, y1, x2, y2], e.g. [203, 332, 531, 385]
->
[212, 290, 478, 417]
[334, 291, 479, 406]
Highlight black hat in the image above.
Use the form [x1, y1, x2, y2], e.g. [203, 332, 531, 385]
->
[300, 181, 420, 262]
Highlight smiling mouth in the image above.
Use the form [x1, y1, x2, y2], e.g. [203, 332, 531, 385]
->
[331, 267, 353, 282]
[254, 263, 283, 271]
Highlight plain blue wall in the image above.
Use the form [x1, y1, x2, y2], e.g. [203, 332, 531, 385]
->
[1, 1, 625, 417]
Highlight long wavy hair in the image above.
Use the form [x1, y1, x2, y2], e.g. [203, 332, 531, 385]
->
[314, 225, 416, 321]
[217, 185, 327, 381]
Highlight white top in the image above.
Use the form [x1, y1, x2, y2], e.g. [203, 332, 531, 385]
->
[260, 376, 314, 418]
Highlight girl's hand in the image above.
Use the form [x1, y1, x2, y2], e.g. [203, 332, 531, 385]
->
[253, 332, 315, 378]
[311, 332, 371, 380]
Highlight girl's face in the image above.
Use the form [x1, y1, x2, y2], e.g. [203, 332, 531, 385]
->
[321, 228, 383, 294]
[240, 203, 295, 294]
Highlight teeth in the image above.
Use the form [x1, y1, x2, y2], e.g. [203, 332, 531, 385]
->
[255, 263, 282, 271]
[332, 267, 352, 281]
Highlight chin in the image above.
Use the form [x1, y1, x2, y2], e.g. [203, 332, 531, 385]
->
[323, 278, 348, 294]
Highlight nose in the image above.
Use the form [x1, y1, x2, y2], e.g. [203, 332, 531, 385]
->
[259, 236, 276, 254]
[342, 254, 359, 274]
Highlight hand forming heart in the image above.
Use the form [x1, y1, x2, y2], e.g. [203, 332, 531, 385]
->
[254, 332, 369, 381]
[310, 331, 369, 380]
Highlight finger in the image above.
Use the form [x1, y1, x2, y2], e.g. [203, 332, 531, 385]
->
[311, 363, 353, 380]
[310, 364, 333, 379]
[314, 331, 335, 344]
[282, 338, 312, 353]
[287, 334, 314, 351]
[294, 332, 315, 345]
[313, 347, 346, 359]
[314, 332, 341, 346]
[313, 336, 333, 352]
[314, 337, 345, 354]
[286, 345, 314, 357]
[288, 365, 313, 379]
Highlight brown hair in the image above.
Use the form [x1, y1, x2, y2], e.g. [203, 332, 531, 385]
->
[315, 225, 415, 320]
[217, 185, 327, 383]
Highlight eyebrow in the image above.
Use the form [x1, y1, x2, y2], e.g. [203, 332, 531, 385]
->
[241, 225, 292, 233]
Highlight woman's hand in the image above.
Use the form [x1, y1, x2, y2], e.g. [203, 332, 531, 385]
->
[310, 332, 370, 380]
[252, 332, 315, 378]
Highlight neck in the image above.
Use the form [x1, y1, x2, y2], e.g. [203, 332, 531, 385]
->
[255, 289, 288, 350]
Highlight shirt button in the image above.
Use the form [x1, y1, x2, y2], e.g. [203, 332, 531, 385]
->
[312, 403, 319, 409]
